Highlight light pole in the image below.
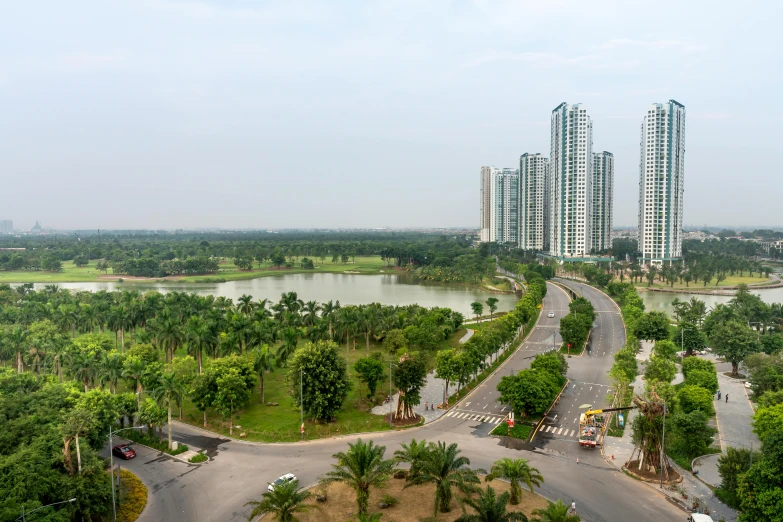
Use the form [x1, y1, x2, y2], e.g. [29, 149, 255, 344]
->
[300, 368, 305, 440]
[18, 498, 76, 522]
[660, 400, 666, 489]
[109, 426, 143, 522]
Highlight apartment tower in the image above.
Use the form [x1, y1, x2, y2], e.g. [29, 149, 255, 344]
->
[519, 153, 549, 251]
[549, 103, 593, 257]
[638, 100, 686, 265]
[479, 166, 494, 242]
[591, 152, 614, 252]
[490, 168, 520, 244]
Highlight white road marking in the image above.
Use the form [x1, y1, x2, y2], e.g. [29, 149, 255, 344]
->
[557, 427, 563, 435]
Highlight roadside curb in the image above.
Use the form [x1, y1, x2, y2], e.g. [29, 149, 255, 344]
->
[530, 378, 570, 442]
[118, 436, 204, 465]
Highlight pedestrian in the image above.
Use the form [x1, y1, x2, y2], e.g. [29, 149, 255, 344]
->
[424, 401, 428, 411]
[726, 393, 729, 403]
[570, 501, 577, 514]
[717, 390, 721, 400]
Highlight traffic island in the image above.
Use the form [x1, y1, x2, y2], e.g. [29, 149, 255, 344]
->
[115, 469, 148, 522]
[623, 460, 682, 485]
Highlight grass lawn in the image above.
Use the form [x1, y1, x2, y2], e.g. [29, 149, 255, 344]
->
[0, 260, 106, 283]
[635, 273, 771, 290]
[297, 475, 549, 522]
[491, 421, 534, 440]
[178, 331, 464, 442]
[0, 256, 391, 284]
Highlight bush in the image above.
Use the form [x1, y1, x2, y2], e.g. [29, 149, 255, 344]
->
[677, 385, 715, 415]
[685, 369, 719, 394]
[644, 356, 677, 384]
[752, 403, 783, 442]
[681, 357, 716, 378]
[189, 453, 208, 463]
[116, 469, 148, 522]
[380, 493, 398, 508]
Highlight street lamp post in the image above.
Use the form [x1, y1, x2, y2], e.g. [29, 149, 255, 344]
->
[18, 498, 77, 522]
[109, 426, 143, 522]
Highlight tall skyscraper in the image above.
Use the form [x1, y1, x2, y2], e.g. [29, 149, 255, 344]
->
[591, 152, 614, 252]
[549, 103, 593, 258]
[479, 166, 494, 242]
[519, 153, 549, 251]
[0, 220, 12, 234]
[638, 100, 686, 265]
[490, 168, 520, 245]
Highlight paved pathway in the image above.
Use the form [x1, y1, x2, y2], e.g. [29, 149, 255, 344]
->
[601, 346, 738, 521]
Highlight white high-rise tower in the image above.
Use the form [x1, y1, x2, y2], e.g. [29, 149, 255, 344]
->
[591, 152, 614, 252]
[638, 100, 686, 265]
[490, 168, 520, 245]
[549, 103, 593, 258]
[519, 153, 549, 251]
[479, 166, 494, 242]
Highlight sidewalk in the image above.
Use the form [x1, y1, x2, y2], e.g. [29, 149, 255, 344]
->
[371, 324, 521, 423]
[600, 344, 738, 521]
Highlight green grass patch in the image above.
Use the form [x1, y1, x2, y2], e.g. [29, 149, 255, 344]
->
[635, 273, 771, 290]
[491, 421, 533, 440]
[0, 260, 108, 283]
[188, 453, 208, 463]
[559, 342, 585, 356]
[665, 440, 720, 471]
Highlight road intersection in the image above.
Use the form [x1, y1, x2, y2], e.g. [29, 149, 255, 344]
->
[112, 280, 686, 522]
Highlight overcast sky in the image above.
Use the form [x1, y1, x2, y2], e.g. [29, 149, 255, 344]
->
[1, 1, 780, 231]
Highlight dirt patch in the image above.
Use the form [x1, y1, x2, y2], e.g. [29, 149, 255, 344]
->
[381, 413, 423, 428]
[301, 476, 549, 521]
[624, 460, 682, 484]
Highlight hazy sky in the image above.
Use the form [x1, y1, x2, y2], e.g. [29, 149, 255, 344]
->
[1, 1, 780, 230]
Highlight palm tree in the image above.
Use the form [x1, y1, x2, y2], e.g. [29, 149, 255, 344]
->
[244, 479, 313, 522]
[277, 327, 299, 366]
[97, 350, 125, 393]
[122, 356, 146, 410]
[185, 316, 213, 374]
[323, 438, 395, 516]
[49, 338, 71, 383]
[393, 438, 430, 477]
[321, 300, 340, 340]
[7, 326, 29, 374]
[456, 485, 528, 522]
[70, 349, 98, 392]
[406, 441, 483, 515]
[237, 294, 255, 315]
[302, 301, 321, 328]
[155, 313, 183, 363]
[152, 371, 184, 450]
[530, 500, 580, 522]
[251, 345, 275, 403]
[486, 458, 544, 505]
[358, 306, 378, 355]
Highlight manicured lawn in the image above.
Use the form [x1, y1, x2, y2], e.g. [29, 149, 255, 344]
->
[0, 260, 105, 283]
[635, 273, 771, 290]
[179, 331, 461, 442]
[491, 421, 534, 440]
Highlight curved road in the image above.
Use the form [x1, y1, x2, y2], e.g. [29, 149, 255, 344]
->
[112, 281, 683, 522]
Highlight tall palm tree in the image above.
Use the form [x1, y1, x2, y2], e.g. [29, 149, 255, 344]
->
[49, 338, 71, 383]
[358, 306, 377, 355]
[530, 500, 580, 522]
[323, 439, 395, 516]
[486, 458, 544, 505]
[97, 350, 125, 393]
[393, 438, 430, 477]
[155, 312, 183, 363]
[277, 327, 299, 366]
[70, 349, 98, 392]
[244, 479, 312, 522]
[122, 356, 146, 410]
[7, 326, 29, 374]
[237, 294, 255, 315]
[321, 300, 340, 340]
[302, 301, 321, 328]
[456, 485, 528, 522]
[251, 345, 275, 403]
[152, 371, 184, 450]
[406, 441, 483, 515]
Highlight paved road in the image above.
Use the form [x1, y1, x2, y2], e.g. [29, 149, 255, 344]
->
[116, 281, 686, 522]
[535, 280, 626, 458]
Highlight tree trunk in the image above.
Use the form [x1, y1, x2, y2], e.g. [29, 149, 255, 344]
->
[197, 350, 202, 374]
[16, 351, 22, 374]
[168, 404, 173, 450]
[62, 437, 75, 476]
[120, 328, 125, 354]
[203, 410, 207, 428]
[366, 332, 370, 354]
[261, 374, 265, 403]
[75, 434, 82, 473]
[229, 400, 234, 436]
[84, 379, 89, 393]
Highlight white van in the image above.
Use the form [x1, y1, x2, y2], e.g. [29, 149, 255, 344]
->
[687, 515, 714, 522]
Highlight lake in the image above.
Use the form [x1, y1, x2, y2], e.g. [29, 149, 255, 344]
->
[22, 273, 520, 317]
[639, 285, 783, 314]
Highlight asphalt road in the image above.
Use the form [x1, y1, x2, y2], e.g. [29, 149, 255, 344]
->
[114, 281, 685, 522]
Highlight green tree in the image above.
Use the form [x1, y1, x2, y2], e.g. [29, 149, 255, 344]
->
[531, 499, 580, 522]
[486, 458, 543, 505]
[669, 410, 714, 459]
[652, 340, 678, 360]
[289, 341, 352, 421]
[486, 297, 499, 322]
[355, 357, 385, 399]
[393, 438, 430, 477]
[382, 328, 407, 354]
[643, 356, 676, 384]
[497, 369, 561, 418]
[152, 371, 185, 449]
[471, 302, 484, 323]
[244, 479, 313, 522]
[214, 368, 252, 436]
[456, 485, 529, 522]
[251, 345, 275, 403]
[323, 439, 394, 516]
[681, 357, 716, 378]
[684, 369, 718, 394]
[676, 322, 707, 356]
[717, 447, 760, 508]
[633, 312, 671, 342]
[406, 441, 482, 515]
[392, 352, 427, 420]
[752, 403, 783, 442]
[530, 352, 568, 380]
[710, 319, 760, 375]
[676, 384, 714, 415]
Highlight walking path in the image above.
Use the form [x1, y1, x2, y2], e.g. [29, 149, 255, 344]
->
[371, 324, 520, 423]
[601, 343, 738, 521]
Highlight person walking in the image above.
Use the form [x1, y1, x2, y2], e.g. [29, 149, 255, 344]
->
[717, 390, 721, 400]
[726, 393, 729, 403]
[570, 501, 577, 515]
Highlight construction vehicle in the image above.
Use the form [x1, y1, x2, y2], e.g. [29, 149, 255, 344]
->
[578, 406, 635, 448]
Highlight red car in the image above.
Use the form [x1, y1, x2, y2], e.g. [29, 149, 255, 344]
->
[112, 444, 136, 460]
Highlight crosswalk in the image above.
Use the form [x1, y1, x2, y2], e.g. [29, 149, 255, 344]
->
[444, 410, 506, 425]
[540, 425, 578, 438]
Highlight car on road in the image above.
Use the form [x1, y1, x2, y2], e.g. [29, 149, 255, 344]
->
[112, 444, 136, 460]
[268, 473, 297, 492]
[547, 312, 555, 318]
[687, 514, 714, 522]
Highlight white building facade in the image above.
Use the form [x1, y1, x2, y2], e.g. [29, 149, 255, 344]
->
[549, 103, 593, 258]
[591, 151, 614, 252]
[638, 100, 686, 265]
[490, 168, 520, 245]
[519, 153, 549, 251]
